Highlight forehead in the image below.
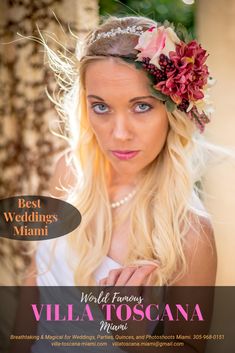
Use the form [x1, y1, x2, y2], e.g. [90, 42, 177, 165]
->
[84, 58, 150, 95]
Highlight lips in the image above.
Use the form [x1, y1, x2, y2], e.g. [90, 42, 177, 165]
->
[111, 150, 140, 160]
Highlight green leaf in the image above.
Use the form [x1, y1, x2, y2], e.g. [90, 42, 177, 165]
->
[121, 57, 134, 65]
[149, 86, 167, 101]
[166, 99, 177, 113]
[134, 61, 143, 70]
[146, 72, 156, 85]
[163, 20, 174, 30]
[175, 23, 193, 43]
[121, 57, 145, 71]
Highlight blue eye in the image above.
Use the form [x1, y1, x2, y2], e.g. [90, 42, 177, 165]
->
[92, 103, 109, 114]
[135, 103, 153, 113]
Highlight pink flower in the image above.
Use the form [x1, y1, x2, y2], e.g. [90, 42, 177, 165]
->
[135, 26, 180, 67]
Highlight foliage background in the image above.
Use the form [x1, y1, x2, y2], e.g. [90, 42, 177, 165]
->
[99, 0, 195, 35]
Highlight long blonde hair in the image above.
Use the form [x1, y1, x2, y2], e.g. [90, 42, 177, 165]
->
[43, 15, 231, 285]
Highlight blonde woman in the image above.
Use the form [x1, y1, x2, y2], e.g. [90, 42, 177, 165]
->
[27, 15, 217, 287]
[35, 14, 217, 288]
[17, 15, 220, 353]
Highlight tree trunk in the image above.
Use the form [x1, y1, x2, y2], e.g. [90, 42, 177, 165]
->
[0, 1, 98, 351]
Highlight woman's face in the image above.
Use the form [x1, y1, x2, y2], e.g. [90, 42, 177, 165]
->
[85, 58, 169, 179]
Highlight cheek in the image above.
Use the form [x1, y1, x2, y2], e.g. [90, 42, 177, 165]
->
[146, 115, 169, 154]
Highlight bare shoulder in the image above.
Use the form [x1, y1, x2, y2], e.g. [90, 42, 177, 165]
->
[185, 193, 216, 255]
[172, 212, 217, 286]
[187, 209, 216, 252]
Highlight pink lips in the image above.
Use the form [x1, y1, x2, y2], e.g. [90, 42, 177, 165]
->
[111, 150, 140, 160]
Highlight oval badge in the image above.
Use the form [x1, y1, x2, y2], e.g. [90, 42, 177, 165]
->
[0, 195, 81, 241]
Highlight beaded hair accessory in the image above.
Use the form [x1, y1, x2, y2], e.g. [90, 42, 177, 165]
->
[89, 23, 214, 133]
[89, 25, 144, 44]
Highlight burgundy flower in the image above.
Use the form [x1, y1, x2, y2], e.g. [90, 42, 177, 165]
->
[154, 40, 209, 105]
[135, 25, 212, 133]
[188, 106, 211, 133]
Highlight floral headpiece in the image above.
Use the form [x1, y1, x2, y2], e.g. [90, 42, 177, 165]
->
[89, 23, 214, 133]
[133, 25, 214, 133]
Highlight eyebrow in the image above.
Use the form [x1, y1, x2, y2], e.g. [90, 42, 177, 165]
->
[87, 95, 156, 102]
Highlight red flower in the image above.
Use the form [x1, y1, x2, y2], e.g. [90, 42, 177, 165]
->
[154, 40, 209, 105]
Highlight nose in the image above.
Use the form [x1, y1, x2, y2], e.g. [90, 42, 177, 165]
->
[112, 114, 133, 141]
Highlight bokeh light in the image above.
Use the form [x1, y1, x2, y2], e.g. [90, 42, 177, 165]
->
[182, 0, 194, 5]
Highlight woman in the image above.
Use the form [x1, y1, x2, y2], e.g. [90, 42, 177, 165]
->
[35, 15, 216, 288]
[17, 15, 218, 353]
[27, 15, 218, 286]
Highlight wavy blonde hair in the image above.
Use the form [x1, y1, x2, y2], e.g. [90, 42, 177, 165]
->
[42, 15, 231, 286]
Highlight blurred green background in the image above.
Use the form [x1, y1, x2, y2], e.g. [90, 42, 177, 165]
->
[99, 0, 195, 36]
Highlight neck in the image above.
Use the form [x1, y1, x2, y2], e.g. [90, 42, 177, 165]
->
[108, 167, 142, 188]
[106, 169, 139, 203]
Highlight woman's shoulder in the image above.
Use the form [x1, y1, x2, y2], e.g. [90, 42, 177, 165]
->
[185, 191, 214, 241]
[188, 192, 214, 238]
[172, 194, 217, 286]
[186, 211, 215, 256]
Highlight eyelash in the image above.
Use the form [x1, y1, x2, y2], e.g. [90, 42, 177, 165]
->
[91, 102, 153, 114]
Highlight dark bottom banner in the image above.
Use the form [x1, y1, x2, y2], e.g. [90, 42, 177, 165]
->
[0, 286, 234, 353]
